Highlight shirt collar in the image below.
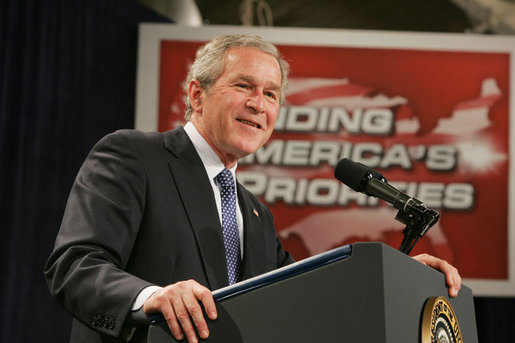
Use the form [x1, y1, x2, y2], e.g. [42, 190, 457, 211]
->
[183, 122, 237, 183]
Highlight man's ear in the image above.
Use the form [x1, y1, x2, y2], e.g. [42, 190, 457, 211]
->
[188, 79, 204, 113]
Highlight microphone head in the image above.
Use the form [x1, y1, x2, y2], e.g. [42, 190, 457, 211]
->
[334, 158, 384, 192]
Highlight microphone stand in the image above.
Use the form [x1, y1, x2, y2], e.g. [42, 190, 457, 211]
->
[395, 202, 440, 255]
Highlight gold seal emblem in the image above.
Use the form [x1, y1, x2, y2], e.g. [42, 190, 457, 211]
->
[422, 296, 463, 343]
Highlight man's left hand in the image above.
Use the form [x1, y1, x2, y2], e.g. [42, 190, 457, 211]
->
[413, 253, 462, 298]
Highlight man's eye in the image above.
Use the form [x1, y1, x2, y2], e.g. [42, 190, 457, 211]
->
[236, 84, 249, 89]
[265, 91, 278, 99]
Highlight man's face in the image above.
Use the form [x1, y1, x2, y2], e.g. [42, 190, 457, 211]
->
[191, 46, 282, 167]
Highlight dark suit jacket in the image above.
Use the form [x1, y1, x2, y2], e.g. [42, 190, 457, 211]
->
[44, 127, 293, 342]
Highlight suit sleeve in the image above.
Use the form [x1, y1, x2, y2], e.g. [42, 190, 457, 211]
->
[44, 130, 154, 338]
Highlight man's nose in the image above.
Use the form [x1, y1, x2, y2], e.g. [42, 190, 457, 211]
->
[246, 92, 265, 113]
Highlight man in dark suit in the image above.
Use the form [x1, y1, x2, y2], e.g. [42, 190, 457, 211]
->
[45, 34, 461, 343]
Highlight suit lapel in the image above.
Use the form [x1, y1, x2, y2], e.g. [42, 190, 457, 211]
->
[163, 127, 229, 290]
[237, 184, 266, 280]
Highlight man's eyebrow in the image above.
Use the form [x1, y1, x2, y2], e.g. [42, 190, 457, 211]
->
[235, 75, 256, 84]
[236, 75, 281, 91]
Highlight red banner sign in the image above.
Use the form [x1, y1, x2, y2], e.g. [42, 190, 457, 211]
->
[136, 25, 514, 295]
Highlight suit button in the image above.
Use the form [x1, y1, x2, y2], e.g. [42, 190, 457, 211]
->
[91, 314, 104, 327]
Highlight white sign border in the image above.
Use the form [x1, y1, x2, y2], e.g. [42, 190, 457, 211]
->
[136, 24, 515, 297]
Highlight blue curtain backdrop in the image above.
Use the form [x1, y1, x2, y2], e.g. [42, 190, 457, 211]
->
[0, 0, 513, 342]
[0, 0, 169, 341]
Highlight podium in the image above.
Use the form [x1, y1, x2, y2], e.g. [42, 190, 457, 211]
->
[148, 242, 478, 342]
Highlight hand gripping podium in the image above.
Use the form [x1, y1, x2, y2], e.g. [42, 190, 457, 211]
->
[148, 242, 478, 342]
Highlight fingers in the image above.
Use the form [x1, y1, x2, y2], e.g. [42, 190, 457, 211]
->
[441, 261, 462, 298]
[194, 285, 218, 321]
[143, 280, 217, 343]
[160, 297, 186, 341]
[413, 253, 462, 298]
[179, 286, 210, 341]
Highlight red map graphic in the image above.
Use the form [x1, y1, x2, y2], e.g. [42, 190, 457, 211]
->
[158, 41, 510, 279]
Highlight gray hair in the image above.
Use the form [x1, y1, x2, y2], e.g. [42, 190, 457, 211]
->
[183, 34, 290, 120]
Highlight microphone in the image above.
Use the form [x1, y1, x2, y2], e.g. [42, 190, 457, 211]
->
[334, 158, 420, 214]
[334, 158, 439, 254]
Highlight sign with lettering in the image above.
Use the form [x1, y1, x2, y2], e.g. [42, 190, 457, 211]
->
[136, 25, 515, 296]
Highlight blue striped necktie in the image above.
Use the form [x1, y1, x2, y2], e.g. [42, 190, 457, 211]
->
[216, 169, 241, 285]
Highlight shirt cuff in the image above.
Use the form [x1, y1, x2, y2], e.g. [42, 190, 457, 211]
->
[131, 285, 162, 311]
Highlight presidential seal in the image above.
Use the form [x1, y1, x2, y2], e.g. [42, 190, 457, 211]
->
[421, 296, 463, 343]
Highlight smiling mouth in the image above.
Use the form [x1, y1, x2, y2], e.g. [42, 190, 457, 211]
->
[237, 119, 261, 129]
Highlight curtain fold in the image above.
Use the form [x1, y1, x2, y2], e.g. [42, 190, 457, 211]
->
[0, 1, 169, 341]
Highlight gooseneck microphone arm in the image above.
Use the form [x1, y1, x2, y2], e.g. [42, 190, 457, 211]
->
[334, 158, 440, 254]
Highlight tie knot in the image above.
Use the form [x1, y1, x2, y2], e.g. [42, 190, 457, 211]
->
[216, 169, 234, 189]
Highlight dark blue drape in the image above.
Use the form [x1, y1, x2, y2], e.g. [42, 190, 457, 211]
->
[0, 0, 513, 342]
[0, 0, 169, 341]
